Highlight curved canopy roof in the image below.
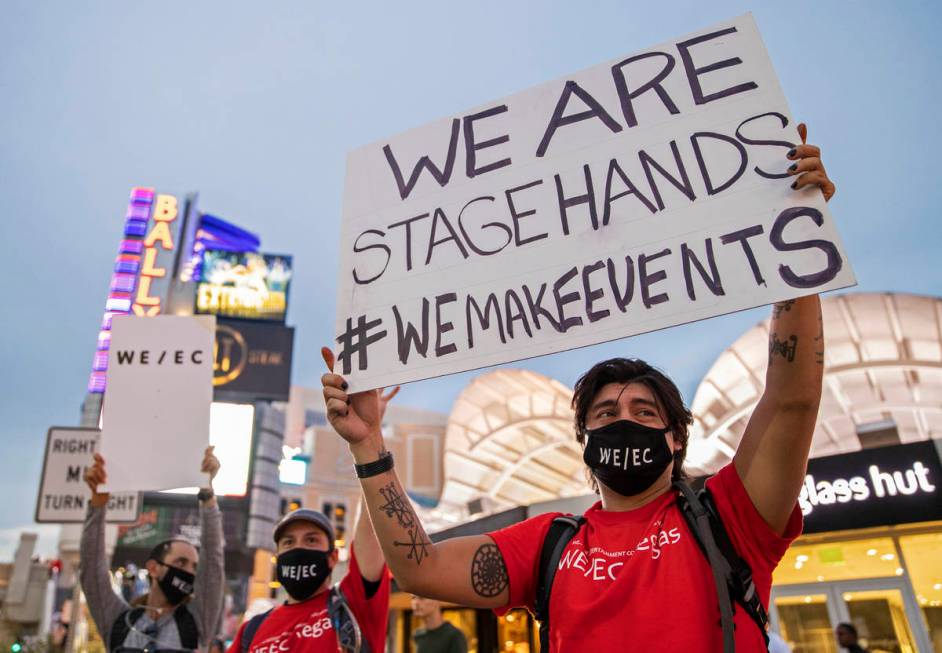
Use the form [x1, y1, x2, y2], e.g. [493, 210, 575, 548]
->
[686, 292, 942, 475]
[423, 369, 586, 529]
[425, 292, 942, 528]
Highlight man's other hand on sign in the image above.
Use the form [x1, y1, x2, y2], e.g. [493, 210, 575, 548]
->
[321, 124, 835, 652]
[787, 123, 836, 200]
[79, 446, 226, 651]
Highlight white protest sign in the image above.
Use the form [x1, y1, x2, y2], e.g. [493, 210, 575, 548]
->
[335, 13, 856, 391]
[99, 315, 215, 492]
[35, 427, 140, 523]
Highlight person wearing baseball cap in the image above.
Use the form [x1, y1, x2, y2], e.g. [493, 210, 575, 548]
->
[227, 503, 389, 653]
[227, 386, 399, 653]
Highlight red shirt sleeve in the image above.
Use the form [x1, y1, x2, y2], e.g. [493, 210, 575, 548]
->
[487, 513, 559, 611]
[339, 548, 390, 653]
[705, 463, 803, 579]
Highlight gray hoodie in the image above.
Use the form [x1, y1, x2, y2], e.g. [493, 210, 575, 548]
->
[79, 503, 225, 650]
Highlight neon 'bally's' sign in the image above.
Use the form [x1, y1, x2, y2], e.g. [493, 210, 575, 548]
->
[131, 194, 177, 316]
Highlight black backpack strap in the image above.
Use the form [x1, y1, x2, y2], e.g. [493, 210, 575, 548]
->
[328, 585, 369, 653]
[675, 482, 770, 651]
[109, 607, 146, 651]
[240, 608, 273, 653]
[698, 487, 771, 644]
[535, 515, 585, 653]
[171, 606, 200, 650]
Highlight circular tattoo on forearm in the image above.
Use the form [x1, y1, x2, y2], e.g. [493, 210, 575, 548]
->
[471, 543, 508, 598]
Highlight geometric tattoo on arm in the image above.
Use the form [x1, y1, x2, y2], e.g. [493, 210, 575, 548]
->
[378, 483, 431, 565]
[470, 543, 508, 598]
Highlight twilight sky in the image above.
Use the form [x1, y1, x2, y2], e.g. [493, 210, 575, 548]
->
[1, 0, 939, 557]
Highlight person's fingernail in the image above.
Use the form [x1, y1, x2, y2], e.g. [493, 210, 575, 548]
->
[791, 181, 798, 189]
[788, 163, 797, 172]
[341, 381, 349, 390]
[787, 149, 796, 158]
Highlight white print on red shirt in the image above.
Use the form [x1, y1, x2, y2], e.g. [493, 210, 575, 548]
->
[249, 607, 333, 653]
[557, 524, 682, 581]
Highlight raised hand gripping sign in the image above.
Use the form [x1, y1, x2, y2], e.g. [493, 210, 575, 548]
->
[334, 14, 855, 391]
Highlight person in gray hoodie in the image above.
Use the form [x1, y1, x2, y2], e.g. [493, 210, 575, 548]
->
[81, 446, 225, 652]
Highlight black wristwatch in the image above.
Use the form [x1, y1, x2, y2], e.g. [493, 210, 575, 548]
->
[354, 451, 394, 479]
[197, 488, 215, 503]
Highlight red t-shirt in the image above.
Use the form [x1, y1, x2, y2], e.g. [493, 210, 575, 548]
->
[228, 551, 389, 653]
[488, 463, 801, 652]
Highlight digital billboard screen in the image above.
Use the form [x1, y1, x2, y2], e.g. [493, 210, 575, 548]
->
[195, 250, 292, 322]
[161, 402, 255, 497]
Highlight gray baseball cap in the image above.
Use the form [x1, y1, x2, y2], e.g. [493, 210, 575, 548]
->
[273, 508, 335, 547]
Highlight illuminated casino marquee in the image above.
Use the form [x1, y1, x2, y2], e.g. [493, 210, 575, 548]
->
[195, 250, 292, 322]
[88, 187, 181, 393]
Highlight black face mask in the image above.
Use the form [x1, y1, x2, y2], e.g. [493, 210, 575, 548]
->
[156, 563, 195, 606]
[276, 548, 331, 602]
[583, 419, 674, 497]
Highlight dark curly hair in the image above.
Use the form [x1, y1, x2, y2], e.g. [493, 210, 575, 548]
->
[572, 358, 693, 491]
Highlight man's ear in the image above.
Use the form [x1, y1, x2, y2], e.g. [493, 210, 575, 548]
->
[328, 549, 340, 569]
[668, 431, 682, 452]
[145, 559, 160, 580]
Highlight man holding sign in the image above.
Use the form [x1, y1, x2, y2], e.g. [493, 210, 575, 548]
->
[323, 114, 834, 652]
[80, 447, 225, 652]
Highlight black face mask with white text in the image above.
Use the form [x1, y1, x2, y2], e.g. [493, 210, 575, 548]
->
[276, 548, 331, 602]
[156, 564, 195, 606]
[583, 419, 674, 497]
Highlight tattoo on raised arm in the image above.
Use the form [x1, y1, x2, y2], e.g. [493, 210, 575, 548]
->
[772, 300, 796, 319]
[378, 483, 431, 565]
[769, 333, 798, 363]
[470, 543, 508, 598]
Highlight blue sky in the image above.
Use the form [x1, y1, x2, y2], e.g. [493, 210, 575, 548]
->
[1, 1, 939, 556]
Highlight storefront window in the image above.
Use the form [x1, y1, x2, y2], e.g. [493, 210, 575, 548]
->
[774, 537, 901, 585]
[444, 609, 477, 653]
[899, 532, 942, 651]
[496, 609, 532, 653]
[842, 588, 917, 653]
[774, 594, 837, 653]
